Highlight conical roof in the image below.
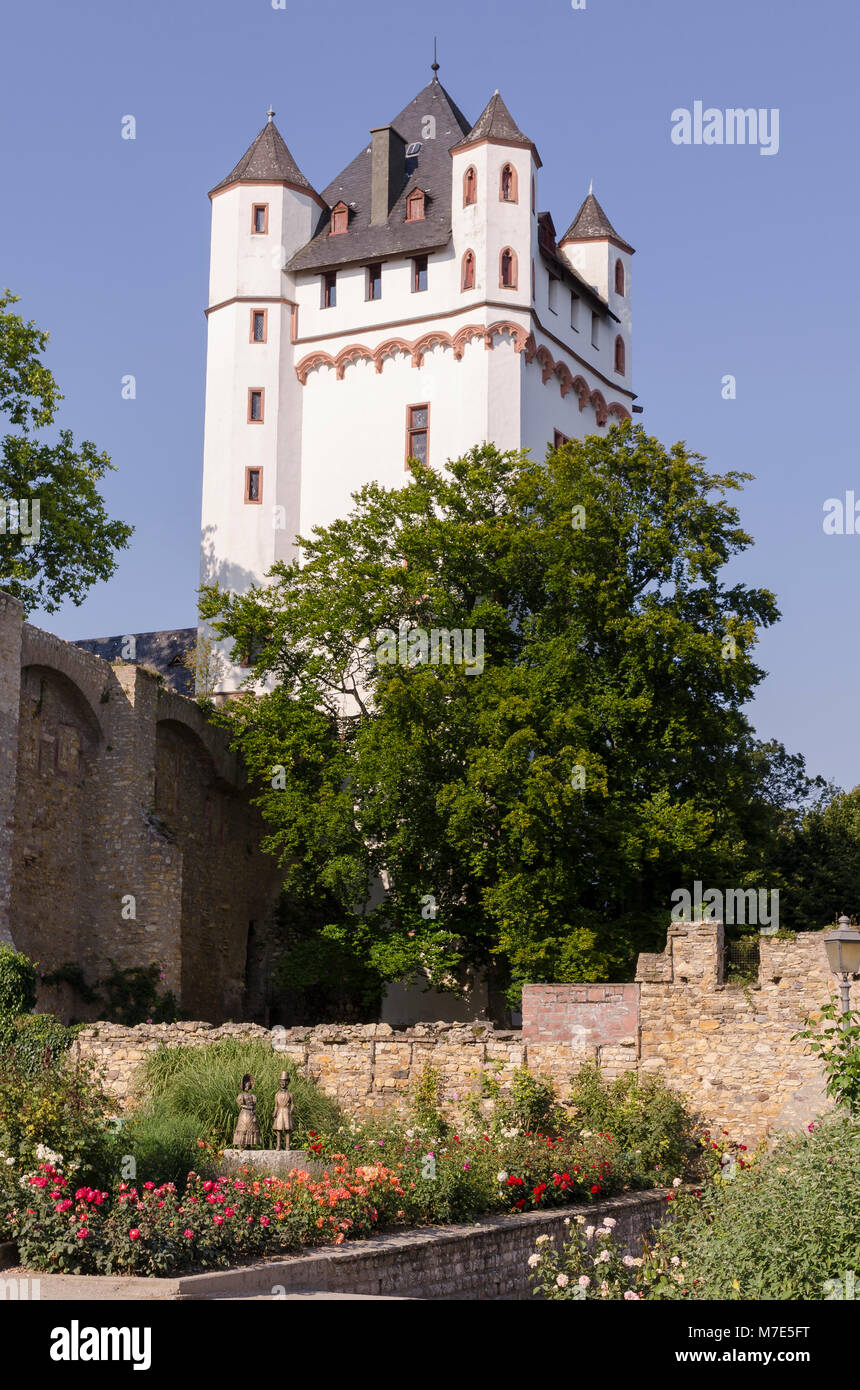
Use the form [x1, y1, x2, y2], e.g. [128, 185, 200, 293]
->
[454, 89, 541, 165]
[561, 189, 633, 253]
[210, 117, 319, 197]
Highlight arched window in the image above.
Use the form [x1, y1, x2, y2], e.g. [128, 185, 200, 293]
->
[500, 247, 518, 289]
[500, 163, 518, 202]
[614, 259, 625, 296]
[614, 336, 626, 374]
[461, 250, 475, 292]
[463, 166, 477, 206]
[531, 176, 536, 213]
[330, 202, 349, 236]
[406, 189, 425, 222]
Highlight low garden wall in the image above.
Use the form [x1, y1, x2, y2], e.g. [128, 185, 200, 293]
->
[177, 1188, 669, 1301]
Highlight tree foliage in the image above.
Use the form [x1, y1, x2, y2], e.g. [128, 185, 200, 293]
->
[201, 424, 814, 1003]
[0, 290, 132, 612]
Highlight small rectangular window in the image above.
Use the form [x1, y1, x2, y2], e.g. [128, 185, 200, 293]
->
[406, 403, 429, 468]
[570, 293, 580, 331]
[252, 204, 268, 234]
[591, 312, 600, 349]
[248, 389, 264, 423]
[367, 263, 382, 301]
[245, 467, 263, 503]
[412, 255, 428, 293]
[548, 274, 559, 314]
[322, 272, 337, 308]
[250, 310, 267, 343]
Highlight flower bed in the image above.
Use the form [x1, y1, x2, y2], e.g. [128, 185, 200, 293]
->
[6, 1126, 647, 1277]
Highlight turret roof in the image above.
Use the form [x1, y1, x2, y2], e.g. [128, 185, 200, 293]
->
[210, 117, 319, 198]
[560, 189, 634, 253]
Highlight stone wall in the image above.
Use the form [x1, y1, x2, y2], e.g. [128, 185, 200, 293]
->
[0, 595, 283, 1023]
[635, 920, 855, 1138]
[71, 922, 857, 1142]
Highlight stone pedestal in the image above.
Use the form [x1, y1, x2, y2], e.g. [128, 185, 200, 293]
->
[220, 1148, 325, 1178]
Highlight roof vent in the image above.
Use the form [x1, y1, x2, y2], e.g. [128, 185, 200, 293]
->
[406, 142, 422, 157]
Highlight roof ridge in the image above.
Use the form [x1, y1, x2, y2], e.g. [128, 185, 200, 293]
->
[211, 118, 317, 196]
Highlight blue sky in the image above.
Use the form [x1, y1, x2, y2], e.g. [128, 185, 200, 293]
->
[2, 0, 858, 788]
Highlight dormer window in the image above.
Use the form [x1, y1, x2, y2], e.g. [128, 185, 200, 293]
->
[330, 202, 349, 236]
[406, 189, 425, 222]
[500, 163, 518, 203]
[463, 166, 477, 206]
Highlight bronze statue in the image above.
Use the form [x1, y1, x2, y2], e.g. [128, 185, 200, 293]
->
[232, 1073, 261, 1149]
[272, 1070, 295, 1151]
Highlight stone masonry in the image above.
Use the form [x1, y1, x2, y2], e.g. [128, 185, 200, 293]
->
[71, 921, 857, 1142]
[0, 594, 283, 1022]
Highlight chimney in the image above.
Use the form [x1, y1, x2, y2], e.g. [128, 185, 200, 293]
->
[370, 126, 406, 226]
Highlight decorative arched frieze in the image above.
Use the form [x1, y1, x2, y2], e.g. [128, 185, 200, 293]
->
[294, 324, 632, 427]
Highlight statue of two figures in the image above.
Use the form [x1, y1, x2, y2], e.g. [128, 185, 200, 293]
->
[231, 1071, 295, 1151]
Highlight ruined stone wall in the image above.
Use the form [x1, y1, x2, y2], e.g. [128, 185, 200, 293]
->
[0, 597, 283, 1023]
[636, 921, 855, 1138]
[71, 924, 856, 1142]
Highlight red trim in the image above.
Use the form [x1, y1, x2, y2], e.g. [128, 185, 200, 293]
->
[330, 202, 349, 235]
[406, 190, 426, 222]
[614, 259, 625, 296]
[461, 250, 475, 292]
[463, 166, 477, 207]
[500, 247, 518, 289]
[251, 203, 269, 235]
[249, 308, 268, 344]
[500, 163, 518, 204]
[614, 336, 626, 375]
[244, 466, 263, 503]
[247, 388, 265, 423]
[405, 401, 430, 471]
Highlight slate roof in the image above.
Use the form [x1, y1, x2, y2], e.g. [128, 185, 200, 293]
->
[456, 90, 541, 164]
[287, 80, 472, 273]
[538, 211, 619, 321]
[560, 189, 634, 254]
[211, 118, 319, 198]
[74, 629, 198, 698]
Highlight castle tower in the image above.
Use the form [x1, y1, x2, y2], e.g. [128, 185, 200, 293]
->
[559, 187, 633, 388]
[199, 111, 324, 691]
[449, 91, 542, 451]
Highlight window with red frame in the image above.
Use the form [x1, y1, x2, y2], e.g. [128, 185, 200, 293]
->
[406, 404, 429, 468]
[461, 250, 475, 291]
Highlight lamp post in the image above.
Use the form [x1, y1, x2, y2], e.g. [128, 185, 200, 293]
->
[823, 916, 860, 1023]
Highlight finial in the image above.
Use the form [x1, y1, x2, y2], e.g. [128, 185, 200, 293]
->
[267, 106, 275, 123]
[431, 36, 439, 78]
[588, 177, 593, 195]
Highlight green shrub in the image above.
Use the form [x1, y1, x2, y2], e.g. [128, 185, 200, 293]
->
[0, 946, 37, 1020]
[97, 962, 179, 1025]
[567, 1065, 703, 1182]
[642, 1114, 860, 1299]
[473, 1066, 563, 1136]
[136, 1038, 343, 1150]
[4, 1013, 79, 1074]
[0, 1049, 122, 1192]
[121, 1110, 208, 1190]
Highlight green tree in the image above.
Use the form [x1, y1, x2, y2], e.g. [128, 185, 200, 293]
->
[201, 423, 808, 1004]
[0, 290, 132, 612]
[771, 784, 860, 929]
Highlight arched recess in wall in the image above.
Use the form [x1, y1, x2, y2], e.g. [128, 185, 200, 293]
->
[155, 717, 233, 1022]
[10, 664, 105, 979]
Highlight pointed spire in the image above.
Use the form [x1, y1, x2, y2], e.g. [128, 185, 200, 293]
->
[561, 187, 634, 253]
[210, 117, 319, 198]
[431, 36, 439, 80]
[453, 90, 541, 165]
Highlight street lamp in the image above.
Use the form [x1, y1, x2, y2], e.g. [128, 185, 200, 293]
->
[823, 916, 860, 1020]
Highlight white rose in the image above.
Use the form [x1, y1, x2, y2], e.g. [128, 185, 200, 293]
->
[603, 1217, 616, 1228]
[585, 1225, 595, 1239]
[556, 1273, 569, 1288]
[536, 1235, 550, 1245]
[528, 1253, 541, 1268]
[497, 1171, 508, 1184]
